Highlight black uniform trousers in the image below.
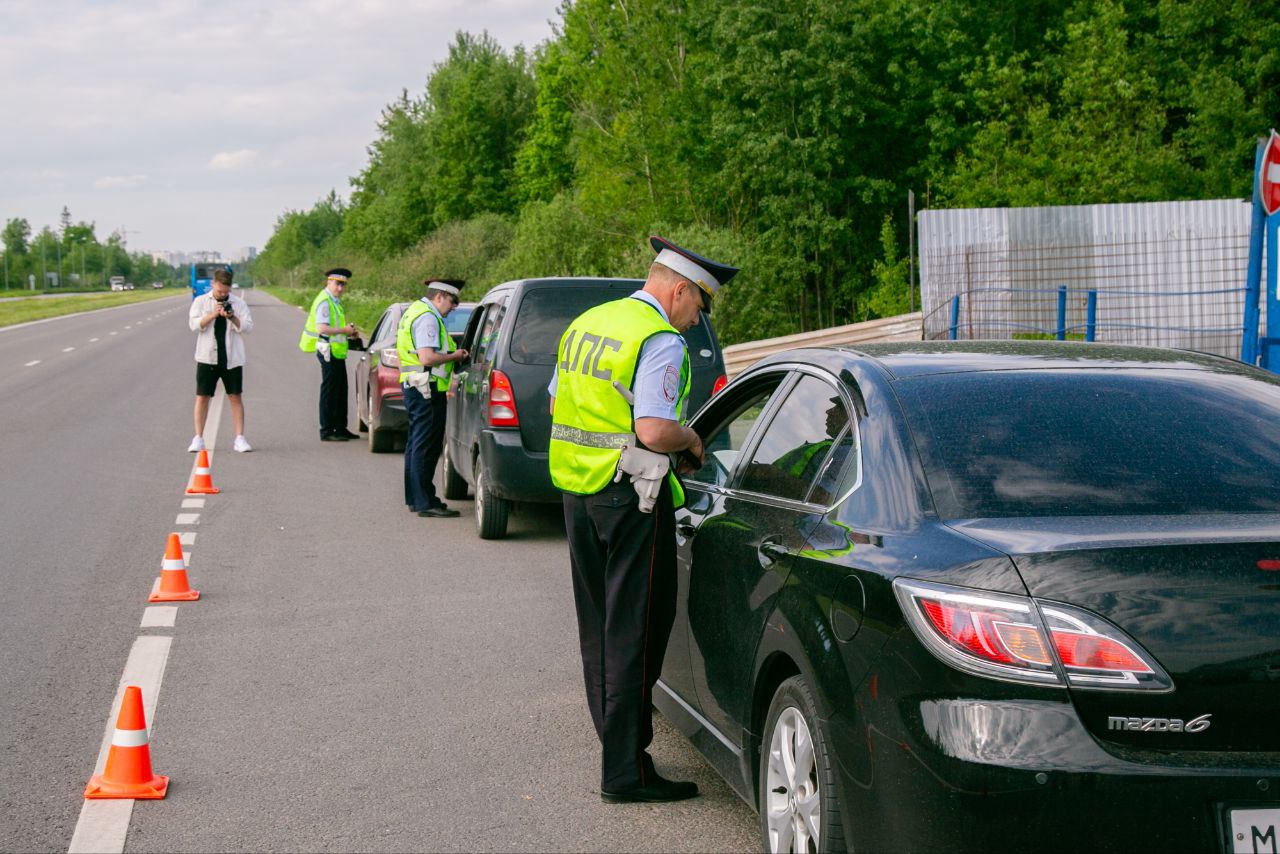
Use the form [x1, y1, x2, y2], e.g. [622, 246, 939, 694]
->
[316, 351, 348, 436]
[403, 382, 447, 511]
[563, 476, 677, 791]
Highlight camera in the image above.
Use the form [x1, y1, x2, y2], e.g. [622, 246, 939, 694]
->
[216, 296, 234, 317]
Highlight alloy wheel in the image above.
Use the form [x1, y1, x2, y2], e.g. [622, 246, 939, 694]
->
[766, 706, 821, 853]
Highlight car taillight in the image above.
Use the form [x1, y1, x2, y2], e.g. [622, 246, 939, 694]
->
[488, 369, 519, 427]
[893, 579, 1171, 691]
[380, 348, 400, 368]
[711, 374, 729, 396]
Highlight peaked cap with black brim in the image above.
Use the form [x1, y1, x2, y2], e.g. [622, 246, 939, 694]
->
[649, 236, 738, 312]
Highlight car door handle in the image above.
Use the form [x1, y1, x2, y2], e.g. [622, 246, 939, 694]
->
[758, 538, 789, 565]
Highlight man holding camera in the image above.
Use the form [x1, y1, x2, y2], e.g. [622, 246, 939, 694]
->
[188, 268, 253, 453]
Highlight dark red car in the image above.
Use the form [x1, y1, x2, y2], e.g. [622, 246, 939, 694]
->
[354, 301, 475, 452]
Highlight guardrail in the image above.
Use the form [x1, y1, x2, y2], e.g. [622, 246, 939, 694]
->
[721, 312, 923, 378]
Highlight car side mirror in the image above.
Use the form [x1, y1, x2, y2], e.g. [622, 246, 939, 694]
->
[348, 337, 366, 352]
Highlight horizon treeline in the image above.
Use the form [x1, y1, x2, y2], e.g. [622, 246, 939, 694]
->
[1, 208, 181, 291]
[255, 0, 1279, 345]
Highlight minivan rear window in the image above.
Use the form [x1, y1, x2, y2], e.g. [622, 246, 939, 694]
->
[509, 286, 717, 366]
[899, 368, 1280, 518]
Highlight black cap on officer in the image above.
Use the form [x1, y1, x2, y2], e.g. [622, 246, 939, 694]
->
[649, 236, 738, 313]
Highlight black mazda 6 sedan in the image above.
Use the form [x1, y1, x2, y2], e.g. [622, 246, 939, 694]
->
[654, 341, 1280, 854]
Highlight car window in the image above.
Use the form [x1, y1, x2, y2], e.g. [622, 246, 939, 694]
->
[737, 375, 851, 503]
[688, 375, 785, 489]
[475, 300, 507, 363]
[446, 305, 473, 336]
[371, 306, 403, 351]
[805, 423, 859, 506]
[899, 368, 1280, 517]
[509, 287, 631, 366]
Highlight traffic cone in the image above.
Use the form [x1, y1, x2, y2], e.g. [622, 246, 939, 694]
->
[84, 685, 169, 799]
[149, 533, 199, 602]
[186, 449, 220, 495]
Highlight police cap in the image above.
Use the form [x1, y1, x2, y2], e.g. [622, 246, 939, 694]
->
[650, 236, 738, 312]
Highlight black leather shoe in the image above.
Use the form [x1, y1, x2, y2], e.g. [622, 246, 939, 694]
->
[320, 433, 348, 442]
[601, 776, 699, 804]
[418, 506, 461, 518]
[337, 429, 361, 439]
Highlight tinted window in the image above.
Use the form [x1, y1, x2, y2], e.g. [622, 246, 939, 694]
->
[445, 305, 473, 336]
[509, 287, 716, 366]
[689, 376, 785, 488]
[370, 306, 403, 350]
[737, 375, 850, 502]
[475, 301, 506, 363]
[899, 368, 1280, 518]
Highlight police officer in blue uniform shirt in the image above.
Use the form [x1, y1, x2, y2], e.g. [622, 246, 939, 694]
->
[549, 236, 738, 804]
[399, 278, 469, 518]
[312, 268, 361, 441]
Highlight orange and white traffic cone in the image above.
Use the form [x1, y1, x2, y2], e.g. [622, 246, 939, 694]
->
[149, 532, 199, 602]
[84, 685, 169, 799]
[186, 449, 220, 495]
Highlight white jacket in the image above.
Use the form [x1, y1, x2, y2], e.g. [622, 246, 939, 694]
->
[188, 292, 254, 368]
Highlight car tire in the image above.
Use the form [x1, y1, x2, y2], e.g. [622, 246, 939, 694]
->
[443, 442, 469, 500]
[369, 424, 395, 453]
[474, 458, 509, 539]
[759, 675, 845, 854]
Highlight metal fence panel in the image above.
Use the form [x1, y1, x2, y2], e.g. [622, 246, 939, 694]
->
[918, 200, 1265, 357]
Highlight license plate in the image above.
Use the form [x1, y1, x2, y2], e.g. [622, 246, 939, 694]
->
[1230, 808, 1280, 854]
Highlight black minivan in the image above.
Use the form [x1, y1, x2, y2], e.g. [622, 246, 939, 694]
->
[443, 277, 728, 539]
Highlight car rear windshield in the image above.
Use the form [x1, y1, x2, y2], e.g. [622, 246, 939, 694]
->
[508, 287, 717, 366]
[898, 368, 1280, 518]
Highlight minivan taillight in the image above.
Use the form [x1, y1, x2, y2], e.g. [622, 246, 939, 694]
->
[893, 578, 1172, 691]
[488, 369, 519, 427]
[380, 348, 400, 368]
[711, 374, 729, 396]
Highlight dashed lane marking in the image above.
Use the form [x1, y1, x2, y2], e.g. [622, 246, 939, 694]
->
[62, 347, 75, 352]
[178, 532, 196, 546]
[175, 513, 199, 526]
[67, 635, 173, 854]
[109, 332, 117, 336]
[180, 498, 204, 508]
[89, 337, 99, 342]
[140, 607, 177, 628]
[24, 360, 39, 367]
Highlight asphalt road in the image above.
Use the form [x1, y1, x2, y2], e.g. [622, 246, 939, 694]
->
[0, 291, 757, 852]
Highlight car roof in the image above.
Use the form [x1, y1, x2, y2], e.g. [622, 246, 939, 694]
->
[483, 277, 644, 299]
[752, 340, 1253, 381]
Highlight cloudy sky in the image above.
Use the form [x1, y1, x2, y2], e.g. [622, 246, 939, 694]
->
[0, 1, 559, 258]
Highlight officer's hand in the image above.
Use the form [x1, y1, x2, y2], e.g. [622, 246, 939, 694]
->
[677, 430, 704, 475]
[346, 323, 358, 335]
[454, 348, 470, 362]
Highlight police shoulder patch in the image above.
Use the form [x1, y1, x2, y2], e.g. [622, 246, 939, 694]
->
[662, 365, 679, 402]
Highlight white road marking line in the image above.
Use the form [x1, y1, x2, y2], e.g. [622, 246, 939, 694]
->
[175, 513, 199, 525]
[140, 607, 177, 628]
[68, 635, 172, 854]
[24, 360, 40, 367]
[62, 346, 75, 352]
[123, 325, 131, 329]
[186, 389, 224, 491]
[89, 337, 99, 342]
[180, 498, 204, 508]
[178, 532, 196, 546]
[109, 331, 117, 335]
[183, 550, 191, 567]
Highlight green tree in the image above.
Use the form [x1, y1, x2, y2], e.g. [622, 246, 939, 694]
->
[3, 218, 31, 256]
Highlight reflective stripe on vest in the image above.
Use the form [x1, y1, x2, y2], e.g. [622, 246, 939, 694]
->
[298, 290, 347, 359]
[549, 297, 690, 505]
[396, 299, 454, 389]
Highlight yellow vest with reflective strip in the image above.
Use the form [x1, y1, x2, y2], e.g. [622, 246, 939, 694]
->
[298, 289, 348, 359]
[549, 297, 690, 505]
[396, 299, 455, 388]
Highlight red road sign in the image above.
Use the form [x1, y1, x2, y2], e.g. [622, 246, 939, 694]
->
[1262, 129, 1280, 216]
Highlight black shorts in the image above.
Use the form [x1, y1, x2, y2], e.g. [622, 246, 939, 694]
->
[196, 362, 243, 396]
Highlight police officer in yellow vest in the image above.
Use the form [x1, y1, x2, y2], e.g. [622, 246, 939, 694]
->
[299, 268, 362, 441]
[549, 236, 737, 803]
[397, 278, 469, 517]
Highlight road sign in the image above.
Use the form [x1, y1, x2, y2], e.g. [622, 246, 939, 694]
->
[1262, 129, 1280, 216]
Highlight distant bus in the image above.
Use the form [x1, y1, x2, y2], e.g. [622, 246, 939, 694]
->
[190, 262, 232, 299]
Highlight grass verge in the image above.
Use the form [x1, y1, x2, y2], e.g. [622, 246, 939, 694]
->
[0, 289, 178, 329]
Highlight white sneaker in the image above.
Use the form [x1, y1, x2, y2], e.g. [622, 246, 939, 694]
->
[234, 435, 252, 453]
[188, 435, 205, 453]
